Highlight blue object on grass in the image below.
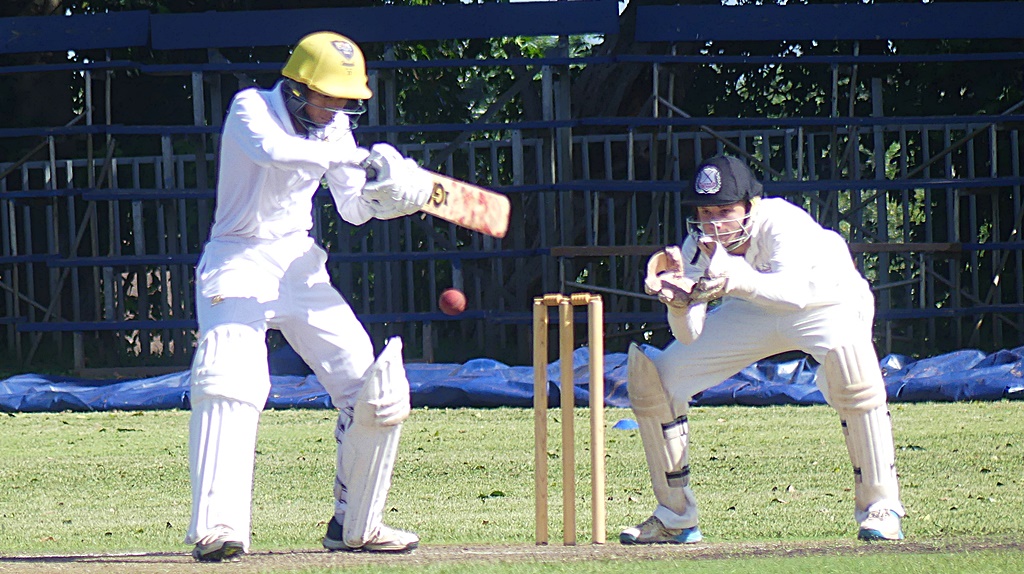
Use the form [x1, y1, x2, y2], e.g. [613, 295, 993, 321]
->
[1, 345, 1023, 412]
[612, 419, 639, 430]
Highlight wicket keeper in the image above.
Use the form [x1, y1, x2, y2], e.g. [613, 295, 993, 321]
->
[623, 155, 905, 544]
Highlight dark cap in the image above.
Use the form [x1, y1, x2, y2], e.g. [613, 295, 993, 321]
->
[685, 155, 763, 206]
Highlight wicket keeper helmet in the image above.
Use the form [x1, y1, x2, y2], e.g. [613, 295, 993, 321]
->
[684, 155, 763, 207]
[282, 31, 372, 100]
[684, 155, 762, 253]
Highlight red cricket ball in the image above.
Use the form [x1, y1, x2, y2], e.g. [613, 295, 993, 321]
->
[439, 288, 467, 316]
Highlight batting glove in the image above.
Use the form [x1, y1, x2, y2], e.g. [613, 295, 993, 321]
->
[361, 143, 431, 219]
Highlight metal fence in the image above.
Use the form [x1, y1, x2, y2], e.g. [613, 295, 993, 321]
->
[4, 105, 1024, 371]
[2, 5, 1024, 371]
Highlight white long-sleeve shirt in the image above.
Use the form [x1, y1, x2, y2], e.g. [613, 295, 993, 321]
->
[209, 81, 375, 242]
[667, 198, 870, 339]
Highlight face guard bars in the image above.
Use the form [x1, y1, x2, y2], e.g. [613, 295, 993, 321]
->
[685, 212, 754, 254]
[284, 79, 367, 137]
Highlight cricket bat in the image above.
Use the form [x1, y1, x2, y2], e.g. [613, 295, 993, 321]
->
[420, 171, 511, 239]
[361, 151, 511, 238]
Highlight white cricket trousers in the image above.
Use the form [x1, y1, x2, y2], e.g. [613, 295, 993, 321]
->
[655, 291, 876, 413]
[649, 287, 879, 529]
[186, 235, 374, 549]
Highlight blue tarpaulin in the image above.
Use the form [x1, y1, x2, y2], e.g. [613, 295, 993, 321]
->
[1, 345, 1022, 413]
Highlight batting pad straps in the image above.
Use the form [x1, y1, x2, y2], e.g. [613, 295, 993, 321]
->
[627, 344, 699, 526]
[824, 342, 902, 517]
[662, 416, 691, 489]
[340, 337, 411, 548]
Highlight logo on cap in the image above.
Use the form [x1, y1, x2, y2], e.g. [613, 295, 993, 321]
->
[695, 165, 722, 195]
[333, 41, 355, 59]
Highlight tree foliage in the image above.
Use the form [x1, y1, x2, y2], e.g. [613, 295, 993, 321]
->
[2, 0, 1022, 362]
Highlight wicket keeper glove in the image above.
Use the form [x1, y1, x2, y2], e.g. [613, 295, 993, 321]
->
[644, 246, 696, 309]
[688, 239, 804, 310]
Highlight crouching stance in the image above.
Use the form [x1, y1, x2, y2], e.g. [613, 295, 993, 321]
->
[622, 155, 904, 545]
[186, 31, 428, 562]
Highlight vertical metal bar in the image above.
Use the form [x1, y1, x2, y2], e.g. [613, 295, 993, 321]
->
[652, 62, 659, 119]
[783, 128, 794, 181]
[829, 63, 839, 181]
[967, 135, 980, 305]
[535, 143, 552, 293]
[944, 126, 962, 346]
[871, 78, 891, 353]
[798, 127, 805, 180]
[85, 70, 95, 188]
[104, 51, 112, 149]
[988, 124, 1003, 347]
[46, 138, 61, 353]
[921, 130, 936, 349]
[384, 46, 397, 146]
[62, 161, 80, 323]
[1012, 132, 1023, 319]
[0, 178, 14, 350]
[367, 69, 379, 127]
[587, 295, 605, 545]
[21, 167, 36, 331]
[555, 38, 573, 247]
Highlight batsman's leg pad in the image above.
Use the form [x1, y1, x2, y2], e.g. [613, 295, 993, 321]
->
[340, 337, 411, 547]
[333, 406, 355, 515]
[186, 396, 261, 552]
[627, 343, 699, 528]
[823, 342, 903, 521]
[189, 323, 271, 407]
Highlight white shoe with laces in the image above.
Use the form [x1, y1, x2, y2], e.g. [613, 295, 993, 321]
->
[192, 534, 245, 562]
[322, 516, 419, 552]
[857, 508, 904, 541]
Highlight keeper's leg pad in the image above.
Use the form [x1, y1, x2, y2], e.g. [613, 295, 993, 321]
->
[340, 337, 411, 547]
[823, 342, 902, 519]
[627, 343, 698, 526]
[186, 396, 261, 551]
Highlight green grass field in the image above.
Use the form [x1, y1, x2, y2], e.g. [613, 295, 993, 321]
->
[0, 401, 1022, 572]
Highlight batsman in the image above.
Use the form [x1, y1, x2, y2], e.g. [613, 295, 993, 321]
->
[623, 155, 905, 545]
[185, 31, 431, 561]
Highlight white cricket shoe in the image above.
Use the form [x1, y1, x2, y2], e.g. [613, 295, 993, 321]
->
[857, 509, 904, 541]
[192, 534, 245, 562]
[322, 516, 419, 552]
[620, 516, 703, 545]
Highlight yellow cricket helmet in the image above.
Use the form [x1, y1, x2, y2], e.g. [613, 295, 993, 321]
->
[282, 31, 372, 100]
